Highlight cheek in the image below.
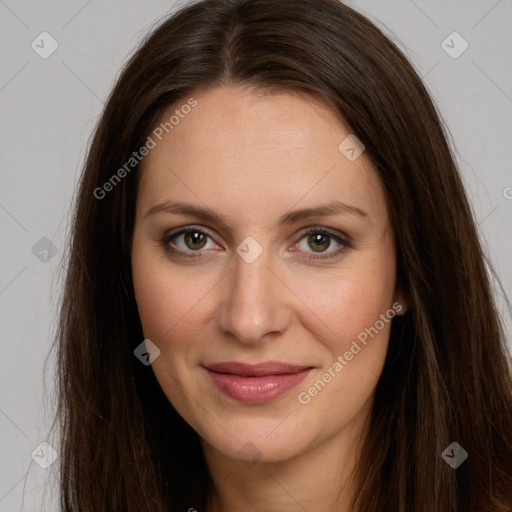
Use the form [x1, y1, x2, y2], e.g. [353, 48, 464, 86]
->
[131, 243, 203, 345]
[296, 259, 396, 354]
[294, 269, 396, 420]
[133, 270, 205, 346]
[307, 286, 387, 366]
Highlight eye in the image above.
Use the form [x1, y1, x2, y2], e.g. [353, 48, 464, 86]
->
[292, 227, 351, 260]
[160, 226, 218, 259]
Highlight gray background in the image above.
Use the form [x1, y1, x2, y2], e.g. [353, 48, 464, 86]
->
[0, 1, 511, 510]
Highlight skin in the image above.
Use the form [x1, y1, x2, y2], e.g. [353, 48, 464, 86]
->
[131, 85, 408, 512]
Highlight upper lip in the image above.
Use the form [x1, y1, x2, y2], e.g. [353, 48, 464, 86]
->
[203, 361, 312, 377]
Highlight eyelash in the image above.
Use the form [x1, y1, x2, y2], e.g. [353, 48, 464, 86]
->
[159, 225, 351, 261]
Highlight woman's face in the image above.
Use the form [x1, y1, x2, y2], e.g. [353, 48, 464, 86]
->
[131, 85, 406, 464]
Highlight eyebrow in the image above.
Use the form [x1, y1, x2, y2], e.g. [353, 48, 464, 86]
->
[143, 200, 368, 227]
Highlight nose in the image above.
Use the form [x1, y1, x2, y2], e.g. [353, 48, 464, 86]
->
[217, 245, 292, 345]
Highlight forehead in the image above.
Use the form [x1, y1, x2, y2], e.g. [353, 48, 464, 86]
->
[148, 86, 350, 164]
[137, 86, 387, 225]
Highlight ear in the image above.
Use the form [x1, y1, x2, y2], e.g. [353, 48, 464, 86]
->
[392, 285, 410, 315]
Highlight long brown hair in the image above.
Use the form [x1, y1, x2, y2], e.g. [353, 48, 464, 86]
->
[48, 0, 512, 510]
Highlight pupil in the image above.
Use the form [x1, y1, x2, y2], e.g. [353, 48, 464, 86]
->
[310, 233, 329, 252]
[185, 231, 206, 250]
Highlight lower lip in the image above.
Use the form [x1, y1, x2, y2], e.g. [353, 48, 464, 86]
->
[206, 368, 312, 403]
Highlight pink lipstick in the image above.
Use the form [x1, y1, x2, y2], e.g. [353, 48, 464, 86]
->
[203, 361, 312, 403]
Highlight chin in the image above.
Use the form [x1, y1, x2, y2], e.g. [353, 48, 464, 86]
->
[198, 416, 315, 465]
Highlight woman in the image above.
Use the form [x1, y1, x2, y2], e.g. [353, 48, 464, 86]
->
[50, 0, 512, 510]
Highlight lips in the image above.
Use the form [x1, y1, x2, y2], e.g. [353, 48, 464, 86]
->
[203, 361, 313, 403]
[204, 361, 311, 377]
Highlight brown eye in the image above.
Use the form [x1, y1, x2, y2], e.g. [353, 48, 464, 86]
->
[294, 227, 351, 260]
[182, 230, 208, 250]
[307, 233, 331, 253]
[161, 227, 217, 259]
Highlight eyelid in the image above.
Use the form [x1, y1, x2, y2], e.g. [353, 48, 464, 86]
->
[163, 224, 216, 241]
